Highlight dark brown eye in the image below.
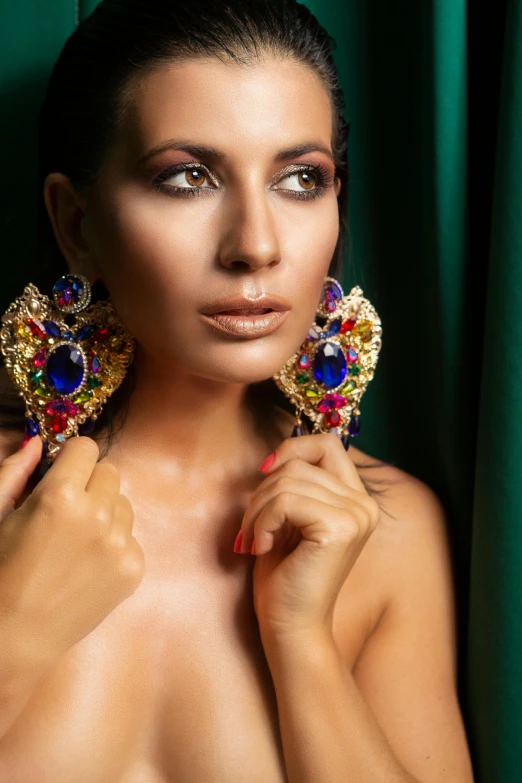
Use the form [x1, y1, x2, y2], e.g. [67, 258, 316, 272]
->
[297, 171, 317, 190]
[276, 169, 319, 192]
[185, 168, 207, 186]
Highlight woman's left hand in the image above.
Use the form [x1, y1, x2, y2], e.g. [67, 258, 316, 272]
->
[235, 433, 381, 642]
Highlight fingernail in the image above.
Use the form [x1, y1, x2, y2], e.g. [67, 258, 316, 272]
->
[18, 434, 32, 450]
[250, 539, 257, 555]
[258, 452, 276, 472]
[233, 529, 243, 554]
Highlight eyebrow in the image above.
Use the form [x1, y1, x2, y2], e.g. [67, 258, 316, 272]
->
[137, 139, 335, 167]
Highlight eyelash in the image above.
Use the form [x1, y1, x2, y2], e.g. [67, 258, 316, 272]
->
[152, 162, 335, 201]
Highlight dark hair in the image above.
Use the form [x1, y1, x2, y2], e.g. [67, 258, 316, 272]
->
[0, 0, 394, 504]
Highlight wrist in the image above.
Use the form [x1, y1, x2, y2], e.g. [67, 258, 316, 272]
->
[259, 623, 336, 663]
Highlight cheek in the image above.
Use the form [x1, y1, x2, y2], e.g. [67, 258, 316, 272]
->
[88, 185, 216, 336]
[282, 201, 340, 338]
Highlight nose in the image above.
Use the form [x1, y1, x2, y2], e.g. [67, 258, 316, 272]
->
[216, 180, 282, 272]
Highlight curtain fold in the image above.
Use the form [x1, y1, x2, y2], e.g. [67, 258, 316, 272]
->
[2, 1, 521, 780]
[468, 0, 522, 778]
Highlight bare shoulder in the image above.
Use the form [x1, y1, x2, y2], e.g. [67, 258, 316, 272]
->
[338, 445, 474, 781]
[349, 442, 452, 562]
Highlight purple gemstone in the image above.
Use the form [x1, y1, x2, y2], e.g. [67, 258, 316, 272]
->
[306, 326, 321, 341]
[348, 415, 360, 436]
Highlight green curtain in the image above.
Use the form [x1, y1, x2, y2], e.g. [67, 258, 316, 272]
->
[1, 1, 521, 780]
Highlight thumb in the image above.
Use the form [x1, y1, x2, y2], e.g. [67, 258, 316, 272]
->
[0, 434, 43, 521]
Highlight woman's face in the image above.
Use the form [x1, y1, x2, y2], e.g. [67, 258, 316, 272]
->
[80, 56, 341, 384]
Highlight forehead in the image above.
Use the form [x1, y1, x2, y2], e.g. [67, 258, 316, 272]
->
[121, 56, 334, 162]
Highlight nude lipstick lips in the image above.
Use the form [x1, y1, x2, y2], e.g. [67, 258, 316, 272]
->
[201, 309, 289, 337]
[199, 294, 291, 338]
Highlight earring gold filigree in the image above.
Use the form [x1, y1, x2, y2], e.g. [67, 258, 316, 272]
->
[0, 274, 135, 461]
[272, 276, 382, 450]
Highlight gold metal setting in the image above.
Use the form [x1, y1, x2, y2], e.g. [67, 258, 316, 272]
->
[272, 279, 382, 439]
[1, 282, 135, 461]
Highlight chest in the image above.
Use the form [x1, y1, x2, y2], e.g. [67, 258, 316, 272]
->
[0, 475, 381, 782]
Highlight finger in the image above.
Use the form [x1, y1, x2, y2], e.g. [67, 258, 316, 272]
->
[252, 492, 359, 557]
[43, 436, 100, 491]
[250, 458, 356, 506]
[85, 461, 121, 498]
[0, 434, 43, 517]
[240, 477, 352, 554]
[258, 433, 365, 491]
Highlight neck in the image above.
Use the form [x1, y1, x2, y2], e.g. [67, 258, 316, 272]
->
[100, 343, 279, 480]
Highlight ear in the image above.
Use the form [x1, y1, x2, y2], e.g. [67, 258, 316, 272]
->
[43, 173, 99, 281]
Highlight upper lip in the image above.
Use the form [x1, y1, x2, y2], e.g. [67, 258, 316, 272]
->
[200, 294, 292, 315]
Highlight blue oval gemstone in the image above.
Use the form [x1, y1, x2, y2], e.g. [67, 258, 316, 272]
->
[62, 330, 74, 340]
[46, 344, 85, 395]
[43, 320, 61, 338]
[76, 325, 94, 340]
[25, 417, 40, 436]
[313, 342, 347, 389]
[53, 274, 84, 299]
[326, 317, 342, 336]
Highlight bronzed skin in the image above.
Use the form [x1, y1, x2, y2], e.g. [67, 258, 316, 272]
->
[0, 55, 473, 782]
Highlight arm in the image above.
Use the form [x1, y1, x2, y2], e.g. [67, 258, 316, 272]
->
[0, 608, 56, 740]
[261, 474, 475, 783]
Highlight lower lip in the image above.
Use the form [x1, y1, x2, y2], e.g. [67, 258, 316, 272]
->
[200, 310, 290, 338]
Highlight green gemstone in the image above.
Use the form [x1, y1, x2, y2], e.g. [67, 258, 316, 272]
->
[88, 375, 102, 388]
[340, 380, 356, 394]
[30, 369, 44, 383]
[34, 386, 49, 398]
[74, 391, 92, 403]
[296, 372, 310, 384]
[347, 364, 360, 376]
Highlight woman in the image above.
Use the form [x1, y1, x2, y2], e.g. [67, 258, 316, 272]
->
[0, 0, 474, 780]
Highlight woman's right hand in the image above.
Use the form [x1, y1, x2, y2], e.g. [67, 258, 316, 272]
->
[0, 434, 145, 666]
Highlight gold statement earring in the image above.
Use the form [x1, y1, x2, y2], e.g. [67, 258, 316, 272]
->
[0, 273, 135, 462]
[272, 276, 382, 450]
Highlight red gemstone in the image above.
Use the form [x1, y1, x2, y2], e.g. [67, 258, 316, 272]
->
[33, 348, 47, 367]
[26, 318, 47, 339]
[49, 414, 68, 433]
[340, 318, 356, 334]
[46, 399, 80, 417]
[347, 347, 358, 363]
[88, 354, 101, 373]
[297, 353, 310, 369]
[324, 410, 341, 428]
[317, 393, 347, 412]
[93, 327, 110, 341]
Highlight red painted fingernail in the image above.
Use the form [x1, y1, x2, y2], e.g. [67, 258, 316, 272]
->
[250, 539, 257, 555]
[18, 434, 32, 450]
[258, 452, 276, 472]
[233, 529, 243, 554]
